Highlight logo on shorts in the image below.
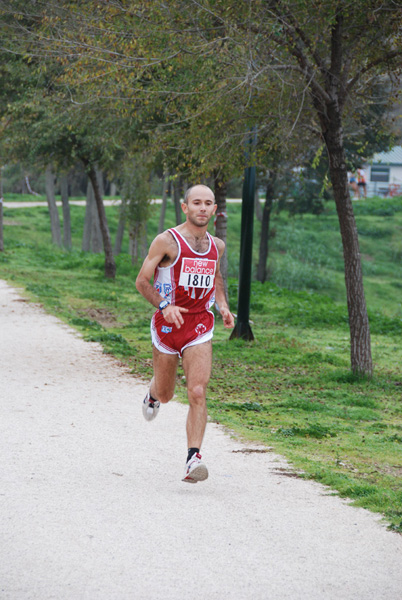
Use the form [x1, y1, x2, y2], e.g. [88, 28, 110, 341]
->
[161, 325, 172, 333]
[195, 323, 207, 335]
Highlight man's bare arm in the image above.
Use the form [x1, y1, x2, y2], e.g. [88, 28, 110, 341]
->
[214, 237, 235, 329]
[135, 234, 169, 307]
[135, 232, 188, 329]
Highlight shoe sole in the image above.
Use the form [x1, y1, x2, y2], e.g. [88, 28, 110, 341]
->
[142, 409, 158, 421]
[142, 400, 160, 421]
[182, 463, 209, 484]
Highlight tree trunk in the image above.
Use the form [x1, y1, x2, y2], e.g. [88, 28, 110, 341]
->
[0, 199, 3, 252]
[323, 106, 372, 376]
[257, 171, 276, 283]
[0, 166, 4, 252]
[91, 168, 104, 253]
[86, 163, 116, 279]
[173, 177, 183, 225]
[24, 174, 40, 196]
[158, 170, 169, 234]
[82, 176, 103, 253]
[141, 223, 148, 258]
[129, 222, 148, 264]
[214, 172, 229, 304]
[114, 198, 127, 256]
[45, 165, 62, 246]
[60, 174, 72, 250]
[129, 225, 137, 263]
[255, 185, 262, 222]
[82, 179, 92, 252]
[90, 186, 103, 254]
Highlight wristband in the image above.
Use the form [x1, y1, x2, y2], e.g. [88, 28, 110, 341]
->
[159, 299, 170, 313]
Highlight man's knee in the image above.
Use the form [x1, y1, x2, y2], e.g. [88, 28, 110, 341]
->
[188, 383, 207, 406]
[158, 392, 173, 404]
[151, 381, 174, 404]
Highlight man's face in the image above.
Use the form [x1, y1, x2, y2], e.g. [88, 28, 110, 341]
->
[182, 186, 217, 228]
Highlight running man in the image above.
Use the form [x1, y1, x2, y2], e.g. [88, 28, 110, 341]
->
[135, 184, 234, 483]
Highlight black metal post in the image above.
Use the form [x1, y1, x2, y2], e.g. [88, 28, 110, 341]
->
[230, 133, 256, 341]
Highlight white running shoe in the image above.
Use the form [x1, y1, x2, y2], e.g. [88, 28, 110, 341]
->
[182, 453, 208, 484]
[142, 391, 160, 421]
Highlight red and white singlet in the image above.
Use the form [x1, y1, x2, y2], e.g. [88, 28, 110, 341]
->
[154, 228, 218, 312]
[151, 228, 219, 356]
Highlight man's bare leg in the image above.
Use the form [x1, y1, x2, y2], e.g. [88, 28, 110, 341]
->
[143, 347, 178, 421]
[181, 341, 212, 482]
[150, 346, 179, 404]
[182, 341, 212, 448]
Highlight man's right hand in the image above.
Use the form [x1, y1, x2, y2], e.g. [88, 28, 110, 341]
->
[162, 304, 188, 329]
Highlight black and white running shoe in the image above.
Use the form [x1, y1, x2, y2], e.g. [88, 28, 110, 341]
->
[142, 391, 160, 421]
[182, 453, 208, 483]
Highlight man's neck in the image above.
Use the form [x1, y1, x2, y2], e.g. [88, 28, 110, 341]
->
[177, 222, 208, 240]
[176, 222, 210, 253]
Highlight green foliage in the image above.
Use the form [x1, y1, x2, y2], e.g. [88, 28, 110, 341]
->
[277, 424, 337, 439]
[85, 330, 134, 356]
[70, 316, 103, 331]
[353, 196, 402, 217]
[120, 154, 153, 228]
[26, 282, 59, 298]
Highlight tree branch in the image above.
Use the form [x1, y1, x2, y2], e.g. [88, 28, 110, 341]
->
[330, 8, 343, 81]
[263, 1, 331, 104]
[274, 3, 328, 75]
[346, 49, 402, 94]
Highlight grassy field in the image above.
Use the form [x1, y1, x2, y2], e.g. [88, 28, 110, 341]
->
[1, 193, 402, 532]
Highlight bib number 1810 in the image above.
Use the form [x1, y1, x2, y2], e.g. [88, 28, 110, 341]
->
[186, 273, 211, 288]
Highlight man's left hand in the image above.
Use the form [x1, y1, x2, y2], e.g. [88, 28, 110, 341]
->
[220, 307, 235, 329]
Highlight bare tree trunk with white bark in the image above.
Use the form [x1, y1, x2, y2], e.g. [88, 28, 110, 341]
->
[45, 165, 62, 247]
[60, 174, 72, 250]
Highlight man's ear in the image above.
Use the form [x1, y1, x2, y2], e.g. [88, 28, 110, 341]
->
[181, 202, 188, 214]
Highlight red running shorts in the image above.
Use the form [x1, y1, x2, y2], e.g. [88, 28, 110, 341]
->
[151, 310, 214, 357]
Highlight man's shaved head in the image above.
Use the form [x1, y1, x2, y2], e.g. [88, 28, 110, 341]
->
[183, 184, 215, 204]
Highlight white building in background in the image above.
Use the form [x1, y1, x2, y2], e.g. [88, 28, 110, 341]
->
[364, 146, 402, 197]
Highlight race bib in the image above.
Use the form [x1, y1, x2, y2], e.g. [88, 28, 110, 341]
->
[179, 258, 216, 288]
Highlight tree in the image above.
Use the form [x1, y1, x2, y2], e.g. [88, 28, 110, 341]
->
[120, 154, 153, 264]
[82, 169, 103, 253]
[257, 166, 278, 284]
[260, 1, 401, 376]
[0, 4, 135, 277]
[0, 36, 42, 251]
[0, 166, 3, 252]
[59, 173, 72, 250]
[82, 157, 117, 277]
[157, 169, 170, 234]
[44, 165, 62, 246]
[0, 58, 124, 276]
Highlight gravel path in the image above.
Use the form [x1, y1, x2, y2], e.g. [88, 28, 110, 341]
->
[1, 279, 401, 600]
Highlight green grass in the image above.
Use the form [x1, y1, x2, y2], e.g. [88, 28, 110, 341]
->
[3, 193, 46, 202]
[1, 195, 402, 533]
